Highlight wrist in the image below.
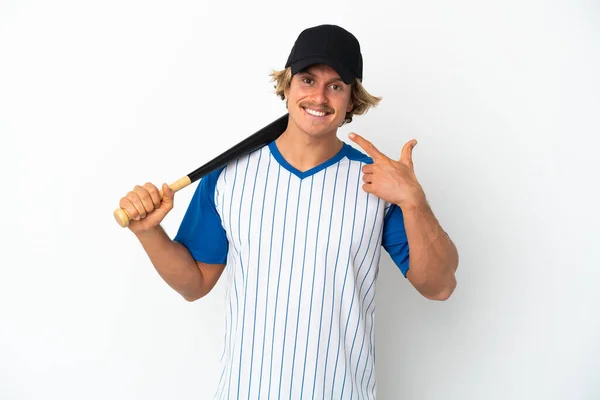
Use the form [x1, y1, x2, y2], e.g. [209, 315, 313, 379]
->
[396, 192, 428, 212]
[134, 225, 164, 241]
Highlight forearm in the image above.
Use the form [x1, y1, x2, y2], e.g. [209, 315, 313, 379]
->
[134, 225, 206, 301]
[401, 201, 458, 300]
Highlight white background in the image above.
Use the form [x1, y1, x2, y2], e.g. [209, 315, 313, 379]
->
[1, 0, 599, 399]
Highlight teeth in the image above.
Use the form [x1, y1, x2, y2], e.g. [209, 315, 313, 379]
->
[305, 108, 327, 117]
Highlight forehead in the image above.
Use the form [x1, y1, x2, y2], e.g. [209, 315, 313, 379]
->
[298, 64, 343, 80]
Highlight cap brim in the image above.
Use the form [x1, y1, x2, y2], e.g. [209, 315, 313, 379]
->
[290, 56, 355, 84]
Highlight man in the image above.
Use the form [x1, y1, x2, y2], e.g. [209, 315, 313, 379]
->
[119, 24, 458, 399]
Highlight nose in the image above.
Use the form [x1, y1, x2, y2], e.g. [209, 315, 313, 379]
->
[310, 84, 328, 106]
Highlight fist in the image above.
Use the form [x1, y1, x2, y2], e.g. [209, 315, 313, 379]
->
[119, 182, 175, 234]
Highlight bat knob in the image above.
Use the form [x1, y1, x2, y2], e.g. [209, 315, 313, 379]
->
[113, 208, 131, 227]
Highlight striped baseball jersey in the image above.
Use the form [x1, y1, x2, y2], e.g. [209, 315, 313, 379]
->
[174, 139, 410, 399]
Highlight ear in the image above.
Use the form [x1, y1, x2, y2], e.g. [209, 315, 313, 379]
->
[346, 99, 354, 113]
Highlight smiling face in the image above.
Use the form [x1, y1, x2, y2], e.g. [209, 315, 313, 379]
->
[285, 64, 354, 139]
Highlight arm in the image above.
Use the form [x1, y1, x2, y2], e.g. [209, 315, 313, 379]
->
[118, 178, 227, 302]
[347, 132, 459, 301]
[136, 225, 225, 302]
[401, 200, 458, 300]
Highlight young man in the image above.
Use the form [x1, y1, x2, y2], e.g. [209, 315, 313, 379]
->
[119, 24, 458, 399]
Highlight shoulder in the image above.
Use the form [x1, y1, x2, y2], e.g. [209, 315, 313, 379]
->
[343, 142, 374, 165]
[204, 143, 270, 189]
[219, 143, 270, 173]
[200, 165, 227, 190]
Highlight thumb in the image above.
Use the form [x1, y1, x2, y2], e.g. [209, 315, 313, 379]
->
[400, 139, 417, 168]
[161, 183, 175, 207]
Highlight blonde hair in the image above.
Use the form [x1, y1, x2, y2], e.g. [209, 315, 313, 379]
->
[269, 67, 381, 125]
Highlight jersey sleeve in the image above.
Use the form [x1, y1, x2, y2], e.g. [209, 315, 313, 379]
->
[382, 203, 410, 277]
[173, 168, 228, 264]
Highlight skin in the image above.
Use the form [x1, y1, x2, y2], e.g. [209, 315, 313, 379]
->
[120, 63, 458, 301]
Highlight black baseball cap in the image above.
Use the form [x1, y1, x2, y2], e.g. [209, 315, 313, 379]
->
[285, 24, 363, 84]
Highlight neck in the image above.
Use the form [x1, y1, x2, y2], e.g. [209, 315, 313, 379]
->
[274, 120, 344, 173]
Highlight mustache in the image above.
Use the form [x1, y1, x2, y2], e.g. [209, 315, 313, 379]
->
[300, 103, 334, 114]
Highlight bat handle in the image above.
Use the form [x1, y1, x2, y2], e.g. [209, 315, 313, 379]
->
[113, 176, 192, 228]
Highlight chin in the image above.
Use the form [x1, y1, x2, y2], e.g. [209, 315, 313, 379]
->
[297, 120, 338, 138]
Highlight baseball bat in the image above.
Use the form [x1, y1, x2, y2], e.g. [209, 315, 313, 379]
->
[113, 113, 289, 227]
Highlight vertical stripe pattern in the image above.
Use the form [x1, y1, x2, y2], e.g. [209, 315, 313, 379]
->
[212, 145, 387, 399]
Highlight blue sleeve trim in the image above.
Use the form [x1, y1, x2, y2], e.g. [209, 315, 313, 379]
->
[173, 167, 228, 264]
[382, 204, 410, 277]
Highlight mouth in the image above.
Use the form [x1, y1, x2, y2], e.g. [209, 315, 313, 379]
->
[301, 106, 333, 118]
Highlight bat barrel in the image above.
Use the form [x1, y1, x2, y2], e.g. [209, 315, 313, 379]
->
[188, 113, 288, 182]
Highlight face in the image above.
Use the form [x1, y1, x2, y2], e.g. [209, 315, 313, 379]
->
[285, 64, 353, 139]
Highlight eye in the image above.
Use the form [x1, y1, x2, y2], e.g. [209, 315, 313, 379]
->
[331, 84, 343, 91]
[302, 77, 313, 84]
